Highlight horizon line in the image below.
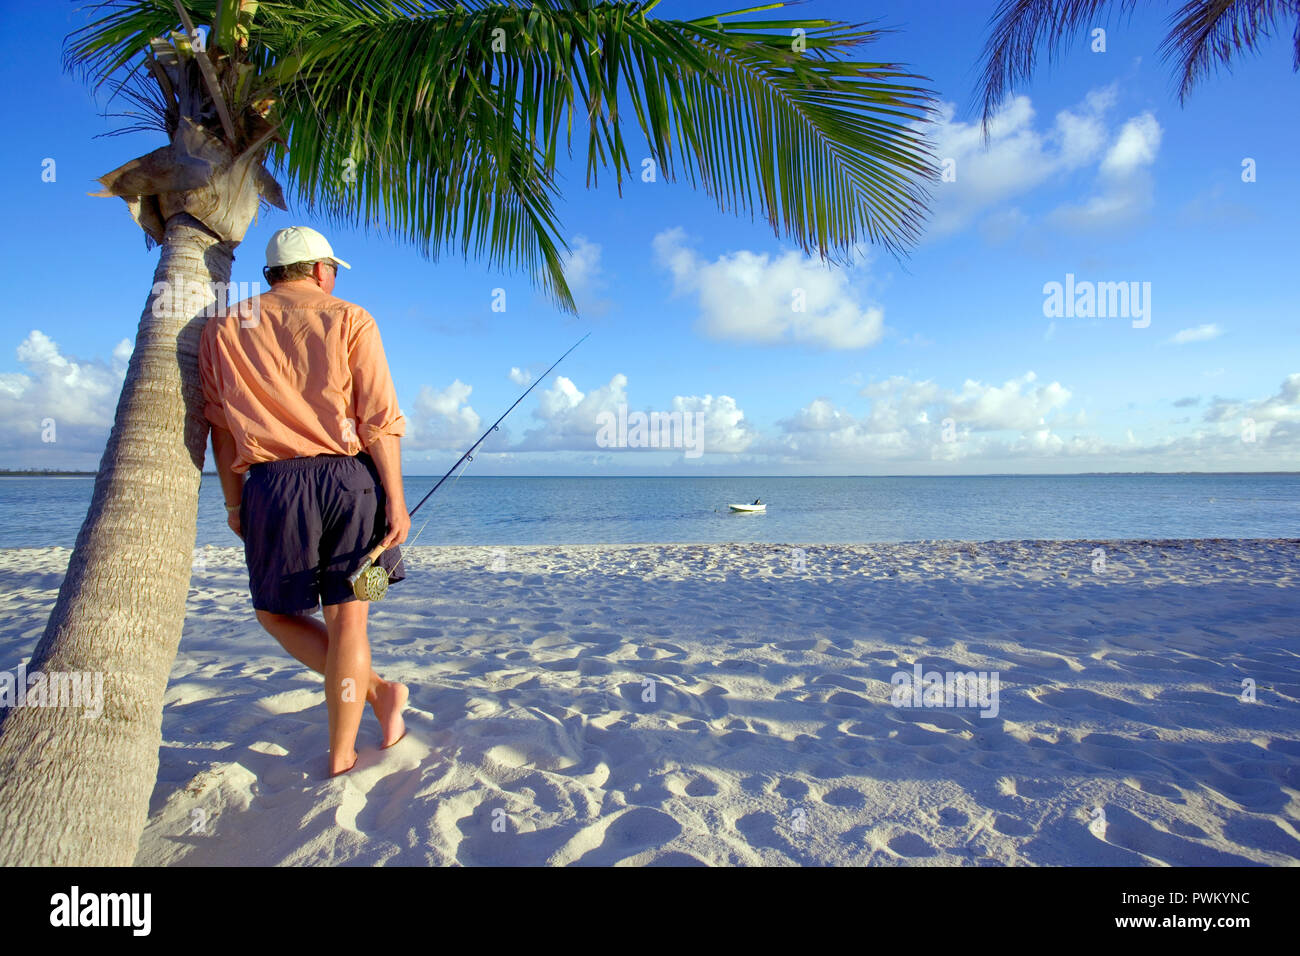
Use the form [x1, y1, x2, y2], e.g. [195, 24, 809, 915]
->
[7, 470, 1297, 479]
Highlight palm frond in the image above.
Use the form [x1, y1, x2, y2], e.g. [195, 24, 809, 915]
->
[271, 2, 937, 280]
[66, 1, 939, 315]
[975, 0, 1137, 134]
[96, 80, 171, 137]
[262, 3, 577, 310]
[65, 0, 196, 90]
[1160, 0, 1300, 102]
[651, 13, 938, 256]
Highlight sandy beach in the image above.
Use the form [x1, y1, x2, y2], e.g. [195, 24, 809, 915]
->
[1, 539, 1297, 866]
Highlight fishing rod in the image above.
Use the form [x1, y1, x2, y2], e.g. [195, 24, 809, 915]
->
[349, 332, 591, 600]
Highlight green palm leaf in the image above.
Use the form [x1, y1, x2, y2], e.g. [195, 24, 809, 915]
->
[67, 1, 940, 314]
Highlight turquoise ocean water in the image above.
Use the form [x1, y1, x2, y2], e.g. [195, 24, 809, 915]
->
[0, 473, 1296, 548]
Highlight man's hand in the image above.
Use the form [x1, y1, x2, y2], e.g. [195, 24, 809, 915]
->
[227, 508, 244, 540]
[380, 496, 411, 549]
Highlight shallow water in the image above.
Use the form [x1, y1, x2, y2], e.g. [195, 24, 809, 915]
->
[1, 473, 1296, 547]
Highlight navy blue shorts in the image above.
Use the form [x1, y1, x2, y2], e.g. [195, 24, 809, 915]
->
[241, 453, 405, 614]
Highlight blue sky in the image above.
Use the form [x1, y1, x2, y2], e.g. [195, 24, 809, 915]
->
[0, 0, 1296, 475]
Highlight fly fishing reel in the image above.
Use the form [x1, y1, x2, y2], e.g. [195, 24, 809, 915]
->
[352, 563, 390, 602]
[347, 544, 391, 602]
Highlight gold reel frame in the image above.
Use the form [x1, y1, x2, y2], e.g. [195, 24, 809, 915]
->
[347, 543, 391, 602]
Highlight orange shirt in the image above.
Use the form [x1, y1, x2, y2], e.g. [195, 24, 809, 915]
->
[199, 282, 406, 473]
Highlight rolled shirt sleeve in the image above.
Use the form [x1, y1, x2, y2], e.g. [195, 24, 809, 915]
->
[198, 320, 230, 430]
[347, 307, 406, 446]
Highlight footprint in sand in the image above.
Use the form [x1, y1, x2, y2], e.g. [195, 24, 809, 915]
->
[256, 688, 320, 715]
[684, 776, 719, 797]
[937, 807, 969, 827]
[735, 810, 793, 853]
[1000, 776, 1057, 799]
[887, 832, 937, 858]
[825, 691, 873, 712]
[569, 807, 683, 865]
[663, 772, 719, 798]
[774, 777, 809, 800]
[820, 787, 866, 810]
[811, 674, 869, 691]
[992, 814, 1034, 836]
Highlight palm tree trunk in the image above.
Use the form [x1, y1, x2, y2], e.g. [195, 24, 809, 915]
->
[0, 214, 234, 865]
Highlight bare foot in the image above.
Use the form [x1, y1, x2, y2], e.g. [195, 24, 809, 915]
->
[329, 749, 358, 778]
[373, 680, 408, 749]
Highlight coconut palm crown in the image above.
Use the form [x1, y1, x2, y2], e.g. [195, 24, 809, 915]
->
[74, 0, 943, 302]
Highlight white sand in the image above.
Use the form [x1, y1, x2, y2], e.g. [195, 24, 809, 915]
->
[1, 539, 1297, 866]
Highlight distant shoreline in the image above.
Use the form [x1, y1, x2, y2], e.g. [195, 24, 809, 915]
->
[3, 537, 1298, 552]
[0, 471, 98, 477]
[2, 471, 1297, 479]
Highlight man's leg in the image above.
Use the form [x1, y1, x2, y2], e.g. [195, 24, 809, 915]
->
[318, 601, 369, 774]
[256, 609, 407, 765]
[255, 609, 383, 700]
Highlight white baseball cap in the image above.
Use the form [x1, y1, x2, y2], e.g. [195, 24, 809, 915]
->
[265, 226, 351, 270]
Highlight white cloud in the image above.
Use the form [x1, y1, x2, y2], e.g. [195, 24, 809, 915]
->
[857, 376, 945, 434]
[1169, 323, 1222, 345]
[1100, 113, 1162, 177]
[925, 87, 1114, 235]
[854, 371, 1071, 433]
[925, 86, 1162, 236]
[949, 372, 1072, 431]
[771, 397, 916, 461]
[652, 227, 886, 350]
[562, 235, 601, 289]
[514, 373, 628, 450]
[508, 366, 533, 386]
[1204, 374, 1300, 429]
[768, 372, 1080, 464]
[512, 372, 756, 456]
[672, 394, 757, 453]
[1058, 86, 1117, 158]
[1051, 111, 1162, 229]
[764, 370, 1300, 471]
[405, 379, 481, 450]
[0, 330, 132, 462]
[559, 235, 610, 317]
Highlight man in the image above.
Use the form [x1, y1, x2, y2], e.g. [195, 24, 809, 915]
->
[199, 225, 412, 778]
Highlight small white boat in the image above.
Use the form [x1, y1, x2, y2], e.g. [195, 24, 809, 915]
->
[729, 501, 766, 512]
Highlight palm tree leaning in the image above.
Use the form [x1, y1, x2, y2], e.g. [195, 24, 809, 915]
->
[0, 0, 938, 865]
[976, 0, 1300, 131]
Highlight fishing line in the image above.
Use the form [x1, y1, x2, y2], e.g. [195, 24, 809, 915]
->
[390, 445, 475, 572]
[348, 332, 591, 601]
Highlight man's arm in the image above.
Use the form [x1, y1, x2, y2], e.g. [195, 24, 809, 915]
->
[368, 434, 410, 548]
[210, 425, 245, 539]
[199, 325, 246, 539]
[347, 308, 410, 549]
